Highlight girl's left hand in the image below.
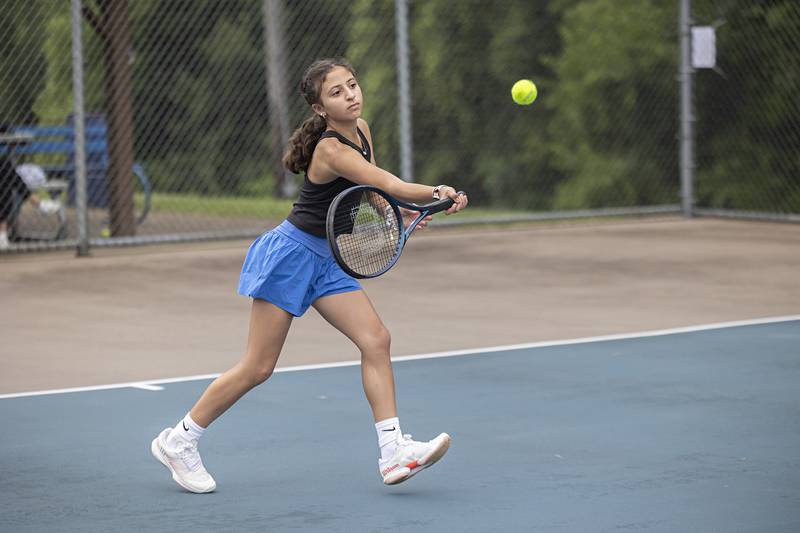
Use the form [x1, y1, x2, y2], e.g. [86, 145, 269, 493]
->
[401, 208, 432, 232]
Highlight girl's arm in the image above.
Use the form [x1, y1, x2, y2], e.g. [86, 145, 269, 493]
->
[358, 119, 442, 231]
[316, 140, 448, 205]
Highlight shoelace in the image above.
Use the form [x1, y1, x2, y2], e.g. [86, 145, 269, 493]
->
[395, 434, 427, 458]
[397, 433, 414, 445]
[175, 440, 203, 472]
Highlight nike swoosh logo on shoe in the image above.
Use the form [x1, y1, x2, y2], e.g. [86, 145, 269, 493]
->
[381, 427, 396, 432]
[183, 422, 189, 431]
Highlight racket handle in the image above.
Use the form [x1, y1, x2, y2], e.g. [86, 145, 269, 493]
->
[425, 190, 466, 214]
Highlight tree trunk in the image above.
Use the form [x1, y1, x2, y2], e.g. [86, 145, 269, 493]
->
[99, 0, 135, 236]
[263, 0, 293, 198]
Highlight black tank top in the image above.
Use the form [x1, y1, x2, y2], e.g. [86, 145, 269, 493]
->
[286, 128, 372, 237]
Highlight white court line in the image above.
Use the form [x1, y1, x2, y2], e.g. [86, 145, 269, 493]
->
[1, 315, 798, 400]
[130, 384, 165, 391]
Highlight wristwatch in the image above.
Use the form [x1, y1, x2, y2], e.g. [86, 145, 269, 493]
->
[432, 185, 444, 200]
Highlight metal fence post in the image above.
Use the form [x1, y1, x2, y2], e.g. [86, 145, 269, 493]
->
[679, 0, 694, 218]
[263, 0, 293, 198]
[395, 0, 413, 182]
[71, 0, 89, 256]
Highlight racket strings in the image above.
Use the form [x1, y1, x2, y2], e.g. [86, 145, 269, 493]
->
[331, 191, 401, 276]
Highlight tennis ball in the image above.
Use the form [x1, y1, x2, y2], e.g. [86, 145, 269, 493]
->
[511, 79, 537, 105]
[100, 227, 110, 238]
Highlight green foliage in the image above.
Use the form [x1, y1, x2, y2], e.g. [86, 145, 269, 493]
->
[30, 12, 71, 125]
[408, 0, 563, 209]
[347, 0, 399, 173]
[31, 5, 105, 125]
[546, 0, 678, 209]
[694, 0, 800, 212]
[8, 0, 798, 215]
[132, 0, 270, 195]
[0, 1, 47, 125]
[132, 0, 353, 195]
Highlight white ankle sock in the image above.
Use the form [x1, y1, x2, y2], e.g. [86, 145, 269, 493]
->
[167, 413, 205, 448]
[375, 417, 401, 461]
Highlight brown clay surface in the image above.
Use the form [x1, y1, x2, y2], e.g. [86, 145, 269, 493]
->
[1, 217, 798, 394]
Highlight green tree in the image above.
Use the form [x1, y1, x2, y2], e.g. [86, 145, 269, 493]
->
[26, 3, 105, 126]
[132, 1, 269, 194]
[347, 0, 400, 173]
[408, 0, 562, 208]
[694, 0, 800, 213]
[133, 0, 353, 195]
[545, 0, 678, 209]
[0, 1, 53, 126]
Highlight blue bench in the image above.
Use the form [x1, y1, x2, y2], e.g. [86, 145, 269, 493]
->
[0, 122, 152, 227]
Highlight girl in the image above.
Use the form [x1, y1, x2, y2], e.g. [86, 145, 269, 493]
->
[151, 57, 468, 492]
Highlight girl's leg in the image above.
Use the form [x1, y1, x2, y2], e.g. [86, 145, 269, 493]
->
[152, 299, 292, 494]
[312, 289, 451, 485]
[312, 290, 395, 422]
[189, 298, 293, 427]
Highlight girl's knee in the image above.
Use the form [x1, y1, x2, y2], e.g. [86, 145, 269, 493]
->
[239, 351, 279, 386]
[359, 325, 391, 356]
[250, 365, 274, 386]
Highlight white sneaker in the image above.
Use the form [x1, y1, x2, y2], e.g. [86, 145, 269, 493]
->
[37, 199, 61, 215]
[0, 231, 8, 250]
[379, 432, 451, 485]
[150, 428, 216, 493]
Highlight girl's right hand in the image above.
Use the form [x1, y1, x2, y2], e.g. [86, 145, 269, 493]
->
[439, 186, 469, 215]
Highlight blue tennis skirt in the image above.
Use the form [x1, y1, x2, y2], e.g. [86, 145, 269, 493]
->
[238, 219, 362, 316]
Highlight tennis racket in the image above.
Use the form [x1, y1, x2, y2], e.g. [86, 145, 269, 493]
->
[326, 185, 461, 279]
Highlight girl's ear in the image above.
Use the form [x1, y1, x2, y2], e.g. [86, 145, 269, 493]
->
[311, 103, 325, 117]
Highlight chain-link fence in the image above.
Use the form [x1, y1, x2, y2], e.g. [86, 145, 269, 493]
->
[1, 1, 75, 249]
[692, 1, 800, 220]
[1, 0, 797, 254]
[408, 1, 681, 218]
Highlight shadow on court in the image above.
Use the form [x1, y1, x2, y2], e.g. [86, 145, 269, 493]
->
[2, 321, 799, 532]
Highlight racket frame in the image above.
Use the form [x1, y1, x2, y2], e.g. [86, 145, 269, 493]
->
[326, 185, 455, 279]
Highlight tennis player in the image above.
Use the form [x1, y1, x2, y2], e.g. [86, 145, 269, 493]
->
[151, 57, 468, 493]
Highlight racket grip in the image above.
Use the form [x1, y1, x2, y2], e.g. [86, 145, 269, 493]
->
[428, 191, 466, 213]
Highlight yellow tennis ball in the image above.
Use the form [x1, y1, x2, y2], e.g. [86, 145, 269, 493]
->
[100, 227, 110, 238]
[511, 79, 537, 105]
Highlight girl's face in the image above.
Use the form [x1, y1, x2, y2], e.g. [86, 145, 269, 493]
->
[314, 66, 363, 121]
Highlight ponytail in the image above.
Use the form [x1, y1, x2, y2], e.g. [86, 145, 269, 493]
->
[283, 114, 327, 174]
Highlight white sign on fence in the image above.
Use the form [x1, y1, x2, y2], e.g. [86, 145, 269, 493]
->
[692, 26, 717, 69]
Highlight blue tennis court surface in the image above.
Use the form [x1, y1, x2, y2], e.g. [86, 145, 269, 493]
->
[2, 320, 799, 532]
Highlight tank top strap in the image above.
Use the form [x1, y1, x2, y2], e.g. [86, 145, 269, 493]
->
[319, 128, 371, 161]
